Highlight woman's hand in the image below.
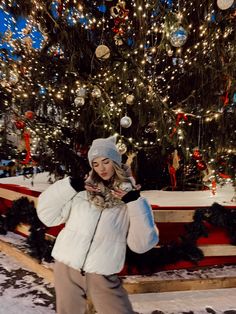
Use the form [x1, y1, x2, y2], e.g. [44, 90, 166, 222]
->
[111, 188, 128, 199]
[85, 182, 101, 193]
[111, 184, 141, 200]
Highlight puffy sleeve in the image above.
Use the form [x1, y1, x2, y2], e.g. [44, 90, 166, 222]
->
[36, 176, 78, 227]
[126, 197, 159, 253]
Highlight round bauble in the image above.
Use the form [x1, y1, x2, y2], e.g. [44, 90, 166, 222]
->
[117, 141, 127, 155]
[91, 86, 102, 98]
[95, 45, 110, 60]
[217, 0, 234, 10]
[110, 6, 120, 18]
[24, 110, 34, 120]
[76, 87, 86, 97]
[126, 94, 134, 105]
[197, 161, 207, 171]
[170, 26, 188, 47]
[114, 34, 124, 46]
[74, 96, 85, 106]
[15, 120, 26, 130]
[120, 116, 132, 128]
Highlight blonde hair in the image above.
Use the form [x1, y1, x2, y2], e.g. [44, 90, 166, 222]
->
[86, 161, 135, 209]
[89, 161, 134, 188]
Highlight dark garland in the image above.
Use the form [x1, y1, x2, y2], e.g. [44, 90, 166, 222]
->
[0, 199, 235, 274]
[0, 197, 54, 263]
[125, 202, 236, 275]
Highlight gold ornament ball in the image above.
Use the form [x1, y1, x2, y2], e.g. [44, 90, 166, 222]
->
[95, 45, 110, 60]
[74, 96, 85, 106]
[126, 94, 134, 105]
[117, 142, 127, 155]
[91, 86, 102, 98]
[217, 0, 234, 10]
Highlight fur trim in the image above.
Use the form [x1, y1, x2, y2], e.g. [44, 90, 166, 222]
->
[87, 179, 135, 209]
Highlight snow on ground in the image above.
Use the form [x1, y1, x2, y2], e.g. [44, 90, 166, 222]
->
[0, 251, 55, 314]
[1, 232, 236, 313]
[130, 288, 236, 314]
[1, 232, 236, 283]
[0, 249, 236, 314]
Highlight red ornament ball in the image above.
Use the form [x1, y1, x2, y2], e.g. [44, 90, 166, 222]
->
[15, 120, 26, 129]
[193, 150, 201, 160]
[25, 110, 34, 120]
[197, 161, 207, 171]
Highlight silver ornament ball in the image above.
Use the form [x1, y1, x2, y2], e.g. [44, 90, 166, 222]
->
[76, 87, 86, 97]
[170, 26, 188, 48]
[120, 116, 132, 128]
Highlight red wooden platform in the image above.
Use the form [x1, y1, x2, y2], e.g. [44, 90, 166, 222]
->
[0, 174, 236, 273]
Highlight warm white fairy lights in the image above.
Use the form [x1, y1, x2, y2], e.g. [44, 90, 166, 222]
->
[0, 0, 234, 175]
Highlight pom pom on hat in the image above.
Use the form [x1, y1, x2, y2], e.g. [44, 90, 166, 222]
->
[88, 136, 122, 167]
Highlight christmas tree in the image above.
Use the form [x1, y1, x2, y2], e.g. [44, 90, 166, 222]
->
[0, 0, 235, 190]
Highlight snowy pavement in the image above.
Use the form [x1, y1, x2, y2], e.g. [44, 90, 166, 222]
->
[130, 289, 236, 314]
[0, 250, 236, 314]
[0, 252, 55, 314]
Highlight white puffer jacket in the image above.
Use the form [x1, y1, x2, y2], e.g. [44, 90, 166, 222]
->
[37, 177, 159, 275]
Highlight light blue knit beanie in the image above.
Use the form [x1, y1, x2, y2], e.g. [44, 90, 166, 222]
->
[88, 136, 121, 167]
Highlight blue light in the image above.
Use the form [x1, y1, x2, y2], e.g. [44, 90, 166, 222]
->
[79, 17, 88, 25]
[210, 13, 216, 23]
[127, 38, 134, 46]
[39, 87, 46, 95]
[97, 5, 107, 13]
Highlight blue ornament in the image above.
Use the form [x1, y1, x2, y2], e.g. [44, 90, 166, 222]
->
[170, 26, 188, 47]
[79, 17, 88, 25]
[127, 38, 134, 46]
[233, 92, 236, 103]
[97, 5, 107, 13]
[210, 13, 216, 23]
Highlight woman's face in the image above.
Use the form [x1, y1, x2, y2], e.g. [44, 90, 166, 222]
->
[92, 157, 115, 181]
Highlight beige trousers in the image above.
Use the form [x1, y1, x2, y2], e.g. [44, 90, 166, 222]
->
[54, 261, 134, 314]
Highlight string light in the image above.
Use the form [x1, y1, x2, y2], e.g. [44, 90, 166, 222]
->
[0, 0, 234, 187]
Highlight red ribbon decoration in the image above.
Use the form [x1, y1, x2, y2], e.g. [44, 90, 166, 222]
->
[222, 77, 232, 106]
[223, 91, 229, 106]
[21, 131, 32, 164]
[212, 179, 217, 195]
[176, 113, 188, 126]
[170, 113, 188, 138]
[168, 165, 177, 190]
[219, 172, 232, 179]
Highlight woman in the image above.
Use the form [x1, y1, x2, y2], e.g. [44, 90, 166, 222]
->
[37, 136, 159, 314]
